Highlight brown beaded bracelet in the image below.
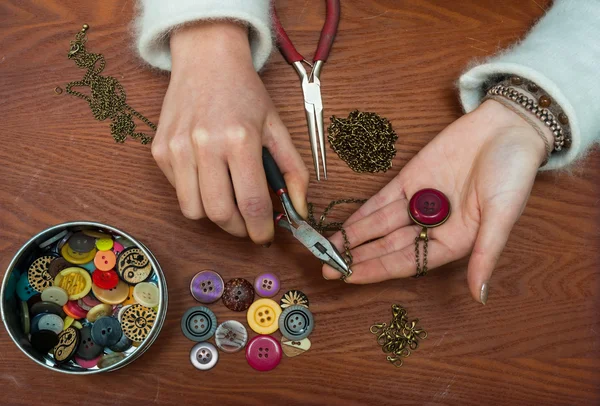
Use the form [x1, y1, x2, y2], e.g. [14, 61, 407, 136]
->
[485, 76, 572, 152]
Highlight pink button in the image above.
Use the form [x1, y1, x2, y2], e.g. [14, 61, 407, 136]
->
[74, 355, 101, 369]
[113, 241, 124, 256]
[64, 300, 88, 319]
[245, 335, 282, 371]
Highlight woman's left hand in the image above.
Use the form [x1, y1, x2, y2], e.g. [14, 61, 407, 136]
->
[322, 99, 553, 304]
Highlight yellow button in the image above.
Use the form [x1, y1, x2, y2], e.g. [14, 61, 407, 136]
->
[92, 280, 129, 305]
[87, 303, 113, 322]
[63, 316, 74, 330]
[121, 285, 137, 306]
[61, 244, 97, 265]
[246, 298, 282, 335]
[95, 238, 114, 251]
[54, 267, 92, 300]
[72, 320, 83, 329]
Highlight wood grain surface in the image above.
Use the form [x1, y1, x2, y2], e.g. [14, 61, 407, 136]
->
[1, 1, 599, 405]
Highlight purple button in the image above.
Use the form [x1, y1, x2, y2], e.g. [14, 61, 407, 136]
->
[190, 270, 224, 304]
[254, 273, 280, 298]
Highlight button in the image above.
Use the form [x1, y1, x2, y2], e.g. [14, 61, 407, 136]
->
[87, 303, 113, 322]
[20, 300, 30, 335]
[30, 330, 59, 354]
[31, 301, 66, 318]
[133, 282, 159, 307]
[63, 316, 75, 330]
[82, 294, 102, 308]
[54, 326, 80, 364]
[190, 270, 224, 303]
[110, 331, 132, 352]
[92, 269, 119, 290]
[279, 305, 314, 341]
[16, 272, 37, 301]
[38, 229, 69, 249]
[30, 314, 46, 334]
[68, 232, 96, 253]
[91, 317, 123, 347]
[57, 231, 74, 251]
[61, 244, 97, 265]
[408, 188, 451, 227]
[40, 286, 69, 306]
[112, 241, 125, 256]
[74, 354, 101, 369]
[245, 335, 282, 372]
[95, 238, 114, 251]
[27, 294, 42, 308]
[215, 320, 248, 353]
[281, 337, 311, 357]
[72, 320, 83, 329]
[121, 304, 156, 342]
[254, 273, 280, 298]
[181, 306, 217, 342]
[82, 229, 110, 239]
[37, 313, 64, 334]
[76, 325, 104, 360]
[94, 250, 116, 271]
[80, 261, 96, 273]
[222, 278, 254, 312]
[120, 285, 137, 306]
[27, 255, 55, 292]
[280, 290, 309, 309]
[116, 247, 152, 284]
[117, 305, 131, 322]
[54, 267, 92, 300]
[48, 257, 71, 278]
[97, 352, 125, 369]
[63, 300, 88, 319]
[247, 298, 282, 335]
[190, 342, 218, 371]
[77, 298, 92, 311]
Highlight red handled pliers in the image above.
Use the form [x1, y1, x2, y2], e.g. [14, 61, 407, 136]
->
[272, 0, 341, 181]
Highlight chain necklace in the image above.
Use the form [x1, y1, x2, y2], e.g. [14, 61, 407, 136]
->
[65, 24, 156, 144]
[307, 198, 367, 265]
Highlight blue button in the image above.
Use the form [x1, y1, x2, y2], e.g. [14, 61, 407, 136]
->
[91, 317, 123, 347]
[278, 305, 314, 341]
[16, 273, 37, 301]
[181, 306, 217, 342]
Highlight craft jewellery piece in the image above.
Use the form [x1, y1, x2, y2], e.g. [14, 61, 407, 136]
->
[66, 24, 156, 144]
[370, 304, 427, 367]
[408, 189, 451, 277]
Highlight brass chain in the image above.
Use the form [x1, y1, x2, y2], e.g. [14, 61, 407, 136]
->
[370, 304, 427, 367]
[328, 110, 398, 173]
[307, 198, 367, 265]
[414, 231, 428, 277]
[65, 25, 156, 144]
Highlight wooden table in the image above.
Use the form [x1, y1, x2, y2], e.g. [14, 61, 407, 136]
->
[1, 1, 598, 404]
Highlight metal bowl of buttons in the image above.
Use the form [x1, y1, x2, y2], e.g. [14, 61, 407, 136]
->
[0, 221, 168, 374]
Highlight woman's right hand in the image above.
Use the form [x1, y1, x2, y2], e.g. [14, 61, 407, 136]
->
[151, 22, 309, 244]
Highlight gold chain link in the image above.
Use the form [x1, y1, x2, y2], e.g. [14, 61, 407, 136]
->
[65, 25, 156, 144]
[307, 198, 367, 265]
[414, 228, 428, 278]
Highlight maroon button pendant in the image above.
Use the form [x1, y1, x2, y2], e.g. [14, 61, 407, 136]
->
[408, 188, 450, 227]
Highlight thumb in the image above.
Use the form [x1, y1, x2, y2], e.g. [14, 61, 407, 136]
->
[467, 196, 525, 304]
[265, 115, 310, 218]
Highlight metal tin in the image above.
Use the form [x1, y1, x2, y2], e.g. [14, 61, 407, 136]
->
[0, 222, 168, 374]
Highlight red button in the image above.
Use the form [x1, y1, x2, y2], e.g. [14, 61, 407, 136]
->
[245, 335, 282, 371]
[63, 300, 88, 319]
[408, 188, 450, 227]
[92, 270, 119, 290]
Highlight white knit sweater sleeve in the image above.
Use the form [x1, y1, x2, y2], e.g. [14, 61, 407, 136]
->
[135, 0, 272, 72]
[458, 0, 600, 170]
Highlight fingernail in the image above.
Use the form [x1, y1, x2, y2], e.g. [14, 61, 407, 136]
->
[261, 242, 272, 248]
[480, 282, 489, 305]
[323, 274, 329, 280]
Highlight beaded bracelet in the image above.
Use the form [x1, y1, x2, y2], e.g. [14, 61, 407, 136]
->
[485, 77, 572, 152]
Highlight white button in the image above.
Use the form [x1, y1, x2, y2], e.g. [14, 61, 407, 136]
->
[190, 342, 218, 370]
[41, 286, 69, 306]
[38, 314, 64, 334]
[133, 282, 159, 307]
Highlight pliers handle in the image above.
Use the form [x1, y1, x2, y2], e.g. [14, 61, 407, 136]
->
[272, 0, 341, 64]
[262, 148, 351, 278]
